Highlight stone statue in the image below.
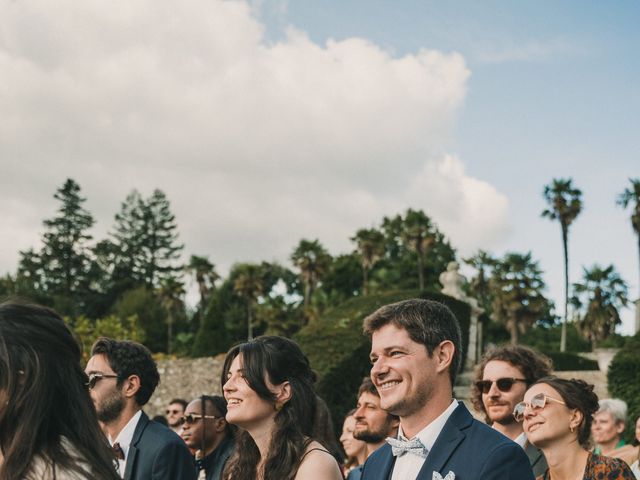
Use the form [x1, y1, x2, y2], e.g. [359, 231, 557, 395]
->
[439, 261, 466, 299]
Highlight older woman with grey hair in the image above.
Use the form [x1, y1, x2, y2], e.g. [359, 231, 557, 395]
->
[592, 398, 628, 456]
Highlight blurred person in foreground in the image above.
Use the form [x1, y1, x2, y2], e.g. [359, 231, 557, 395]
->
[0, 302, 119, 480]
[340, 410, 367, 480]
[516, 376, 634, 479]
[471, 345, 552, 477]
[180, 395, 234, 480]
[221, 335, 343, 479]
[360, 298, 533, 480]
[85, 337, 196, 479]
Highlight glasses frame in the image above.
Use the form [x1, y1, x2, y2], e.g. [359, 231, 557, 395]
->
[178, 413, 221, 426]
[85, 372, 120, 390]
[513, 393, 566, 422]
[475, 377, 528, 394]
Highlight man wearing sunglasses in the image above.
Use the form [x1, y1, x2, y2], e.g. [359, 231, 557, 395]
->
[180, 396, 235, 480]
[360, 299, 534, 480]
[166, 398, 188, 434]
[85, 337, 196, 480]
[471, 345, 553, 477]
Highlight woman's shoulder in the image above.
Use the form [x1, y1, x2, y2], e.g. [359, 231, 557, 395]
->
[586, 452, 635, 479]
[295, 441, 343, 480]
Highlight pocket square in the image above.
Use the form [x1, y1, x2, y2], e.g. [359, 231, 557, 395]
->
[432, 471, 455, 480]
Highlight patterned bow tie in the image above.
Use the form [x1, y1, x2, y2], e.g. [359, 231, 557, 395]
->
[386, 436, 429, 458]
[112, 442, 125, 461]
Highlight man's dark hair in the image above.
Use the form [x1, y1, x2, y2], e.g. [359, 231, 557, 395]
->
[90, 337, 160, 406]
[169, 398, 188, 410]
[358, 376, 379, 398]
[471, 345, 553, 421]
[363, 299, 462, 386]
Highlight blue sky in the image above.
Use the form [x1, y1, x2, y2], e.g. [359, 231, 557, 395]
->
[255, 0, 640, 333]
[1, 0, 638, 333]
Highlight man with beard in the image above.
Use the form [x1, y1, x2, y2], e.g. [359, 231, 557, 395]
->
[349, 377, 399, 479]
[85, 338, 196, 480]
[471, 345, 553, 477]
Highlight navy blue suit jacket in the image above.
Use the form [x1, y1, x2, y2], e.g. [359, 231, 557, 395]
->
[123, 411, 197, 480]
[360, 403, 534, 480]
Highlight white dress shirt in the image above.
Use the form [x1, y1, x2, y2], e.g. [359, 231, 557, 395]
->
[109, 410, 142, 478]
[391, 399, 459, 480]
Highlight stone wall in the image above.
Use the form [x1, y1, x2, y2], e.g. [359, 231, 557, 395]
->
[145, 355, 226, 418]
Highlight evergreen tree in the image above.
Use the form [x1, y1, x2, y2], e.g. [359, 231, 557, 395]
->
[31, 179, 95, 315]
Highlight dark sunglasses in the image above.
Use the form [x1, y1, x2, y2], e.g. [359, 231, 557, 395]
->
[85, 372, 120, 390]
[166, 409, 182, 415]
[475, 377, 527, 394]
[178, 414, 221, 426]
[513, 393, 566, 422]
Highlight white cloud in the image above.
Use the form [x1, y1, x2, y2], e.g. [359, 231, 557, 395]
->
[0, 0, 508, 276]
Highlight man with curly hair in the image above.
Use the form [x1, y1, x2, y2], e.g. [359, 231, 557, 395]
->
[85, 337, 196, 480]
[471, 345, 553, 477]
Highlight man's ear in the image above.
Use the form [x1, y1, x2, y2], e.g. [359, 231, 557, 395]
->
[122, 374, 141, 399]
[434, 340, 455, 374]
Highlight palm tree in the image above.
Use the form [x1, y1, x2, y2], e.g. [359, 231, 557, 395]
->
[463, 250, 496, 313]
[400, 209, 436, 291]
[617, 178, 640, 301]
[571, 264, 628, 349]
[185, 255, 219, 315]
[490, 252, 550, 344]
[290, 239, 332, 309]
[233, 264, 264, 340]
[157, 276, 186, 354]
[352, 228, 386, 295]
[542, 178, 583, 352]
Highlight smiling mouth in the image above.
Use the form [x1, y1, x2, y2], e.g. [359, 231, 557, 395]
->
[227, 399, 242, 406]
[379, 380, 400, 390]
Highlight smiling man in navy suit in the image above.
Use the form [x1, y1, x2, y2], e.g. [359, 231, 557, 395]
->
[360, 299, 534, 480]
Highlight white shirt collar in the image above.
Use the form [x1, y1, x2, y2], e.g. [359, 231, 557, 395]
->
[514, 431, 527, 448]
[110, 410, 142, 457]
[398, 398, 458, 452]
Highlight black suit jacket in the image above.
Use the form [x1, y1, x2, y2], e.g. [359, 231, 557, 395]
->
[360, 403, 534, 480]
[124, 411, 197, 480]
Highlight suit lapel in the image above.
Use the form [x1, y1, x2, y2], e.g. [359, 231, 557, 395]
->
[524, 441, 543, 469]
[124, 411, 149, 480]
[367, 444, 395, 480]
[416, 403, 472, 479]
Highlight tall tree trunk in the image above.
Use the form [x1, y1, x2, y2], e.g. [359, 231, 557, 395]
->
[637, 232, 640, 299]
[363, 266, 369, 296]
[247, 302, 253, 340]
[561, 225, 569, 352]
[417, 252, 425, 291]
[509, 318, 519, 345]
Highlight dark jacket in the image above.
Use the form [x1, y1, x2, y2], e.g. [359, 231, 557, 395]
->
[124, 411, 197, 480]
[524, 440, 548, 478]
[199, 436, 234, 480]
[360, 403, 534, 480]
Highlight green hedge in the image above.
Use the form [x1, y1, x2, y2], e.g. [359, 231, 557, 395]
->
[607, 332, 640, 443]
[295, 290, 470, 434]
[545, 352, 599, 371]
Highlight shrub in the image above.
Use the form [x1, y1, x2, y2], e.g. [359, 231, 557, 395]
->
[545, 352, 599, 371]
[295, 289, 470, 434]
[607, 332, 640, 443]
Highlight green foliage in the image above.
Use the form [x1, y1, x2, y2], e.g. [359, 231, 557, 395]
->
[320, 253, 362, 305]
[607, 333, 640, 442]
[68, 314, 144, 360]
[545, 352, 599, 371]
[111, 286, 167, 353]
[295, 289, 470, 435]
[519, 323, 592, 353]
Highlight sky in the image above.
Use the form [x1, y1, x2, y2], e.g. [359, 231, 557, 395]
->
[1, 0, 638, 333]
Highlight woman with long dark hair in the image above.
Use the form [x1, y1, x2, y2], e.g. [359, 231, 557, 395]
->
[0, 302, 119, 480]
[221, 336, 343, 480]
[514, 376, 634, 480]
